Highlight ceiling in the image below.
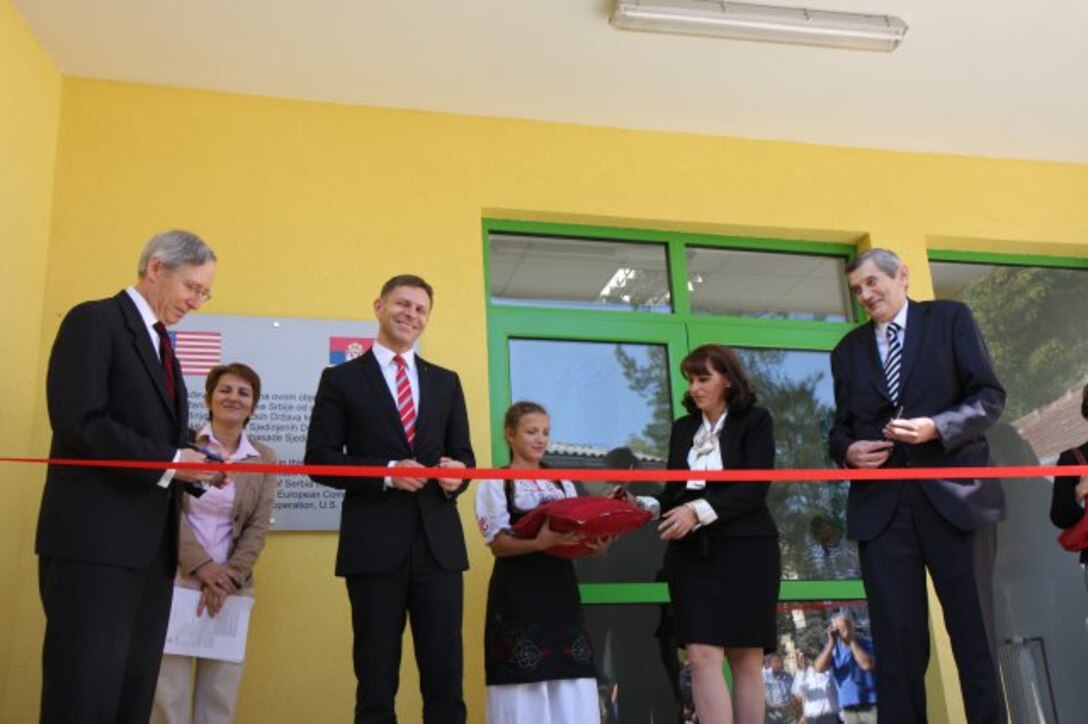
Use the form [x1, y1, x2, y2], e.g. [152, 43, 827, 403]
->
[15, 0, 1088, 163]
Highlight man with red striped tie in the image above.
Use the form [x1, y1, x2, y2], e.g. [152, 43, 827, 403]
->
[306, 274, 475, 723]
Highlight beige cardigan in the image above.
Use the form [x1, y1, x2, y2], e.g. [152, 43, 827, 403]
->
[178, 438, 278, 592]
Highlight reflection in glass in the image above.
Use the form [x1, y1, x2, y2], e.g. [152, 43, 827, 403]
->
[688, 247, 852, 321]
[490, 233, 672, 313]
[509, 337, 670, 585]
[737, 348, 860, 581]
[931, 262, 1088, 422]
[582, 602, 692, 724]
[509, 338, 671, 459]
[508, 338, 679, 721]
[933, 260, 1088, 722]
[773, 600, 873, 678]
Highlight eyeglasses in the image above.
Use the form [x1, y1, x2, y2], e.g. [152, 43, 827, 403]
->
[182, 278, 213, 303]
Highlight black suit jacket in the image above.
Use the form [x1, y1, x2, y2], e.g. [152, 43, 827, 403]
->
[660, 405, 778, 542]
[36, 291, 188, 567]
[1050, 443, 1088, 564]
[305, 349, 475, 576]
[828, 299, 1006, 541]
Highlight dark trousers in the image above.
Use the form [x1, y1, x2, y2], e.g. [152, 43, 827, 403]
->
[38, 519, 175, 723]
[345, 531, 465, 724]
[859, 484, 1003, 724]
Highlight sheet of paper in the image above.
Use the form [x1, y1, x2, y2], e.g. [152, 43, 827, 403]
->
[163, 586, 255, 663]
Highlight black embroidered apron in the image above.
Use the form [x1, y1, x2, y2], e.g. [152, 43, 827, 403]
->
[484, 480, 598, 686]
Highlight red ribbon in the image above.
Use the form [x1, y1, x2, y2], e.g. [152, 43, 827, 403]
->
[1, 456, 1083, 482]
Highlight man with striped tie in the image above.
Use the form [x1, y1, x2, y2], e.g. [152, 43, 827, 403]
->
[306, 274, 475, 723]
[828, 248, 1006, 724]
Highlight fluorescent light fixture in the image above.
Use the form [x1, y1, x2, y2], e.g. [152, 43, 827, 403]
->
[610, 0, 908, 52]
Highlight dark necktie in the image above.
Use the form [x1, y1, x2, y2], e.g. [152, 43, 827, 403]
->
[153, 322, 177, 407]
[883, 321, 902, 404]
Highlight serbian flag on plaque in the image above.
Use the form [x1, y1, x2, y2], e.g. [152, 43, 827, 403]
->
[329, 337, 374, 365]
[169, 331, 223, 377]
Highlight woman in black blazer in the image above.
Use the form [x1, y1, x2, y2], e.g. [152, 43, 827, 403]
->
[627, 344, 779, 724]
[1050, 384, 1088, 570]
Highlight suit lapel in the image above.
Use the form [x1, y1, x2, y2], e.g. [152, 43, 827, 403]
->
[415, 357, 435, 444]
[719, 412, 737, 463]
[358, 351, 410, 444]
[858, 322, 891, 402]
[116, 292, 177, 418]
[897, 301, 926, 401]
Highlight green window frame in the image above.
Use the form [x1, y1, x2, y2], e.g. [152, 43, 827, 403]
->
[484, 218, 866, 605]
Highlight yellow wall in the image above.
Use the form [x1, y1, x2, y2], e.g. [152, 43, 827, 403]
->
[3, 67, 1088, 720]
[0, 0, 61, 716]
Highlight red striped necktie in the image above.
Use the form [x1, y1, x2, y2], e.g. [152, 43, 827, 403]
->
[393, 354, 416, 447]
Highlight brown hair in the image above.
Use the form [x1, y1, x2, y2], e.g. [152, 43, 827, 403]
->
[680, 344, 756, 415]
[205, 362, 262, 425]
[380, 274, 434, 306]
[504, 400, 549, 434]
[503, 401, 549, 463]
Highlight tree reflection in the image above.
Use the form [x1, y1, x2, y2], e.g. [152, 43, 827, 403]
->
[961, 266, 1088, 419]
[615, 342, 859, 581]
[739, 349, 858, 581]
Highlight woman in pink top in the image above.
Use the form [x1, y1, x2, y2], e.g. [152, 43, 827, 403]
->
[152, 363, 278, 724]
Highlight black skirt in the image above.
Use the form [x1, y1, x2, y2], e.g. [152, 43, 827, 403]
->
[665, 533, 780, 650]
[484, 551, 597, 685]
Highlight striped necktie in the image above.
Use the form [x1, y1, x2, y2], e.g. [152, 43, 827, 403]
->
[883, 321, 902, 404]
[393, 355, 417, 447]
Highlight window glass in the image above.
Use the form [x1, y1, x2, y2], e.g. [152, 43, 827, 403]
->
[737, 348, 859, 581]
[772, 601, 874, 683]
[509, 338, 671, 460]
[582, 603, 685, 723]
[508, 338, 670, 586]
[931, 262, 1088, 434]
[490, 233, 672, 313]
[688, 247, 852, 321]
[583, 600, 873, 724]
[932, 259, 1088, 723]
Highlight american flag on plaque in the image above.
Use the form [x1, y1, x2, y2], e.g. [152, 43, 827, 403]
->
[169, 330, 223, 376]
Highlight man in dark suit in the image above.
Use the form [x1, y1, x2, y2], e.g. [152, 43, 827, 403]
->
[828, 248, 1006, 724]
[36, 229, 221, 723]
[305, 274, 474, 723]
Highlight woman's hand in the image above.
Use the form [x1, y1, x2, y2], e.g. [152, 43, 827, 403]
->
[1076, 476, 1088, 504]
[535, 519, 583, 551]
[610, 485, 632, 503]
[658, 506, 697, 541]
[195, 561, 240, 595]
[197, 585, 225, 618]
[584, 535, 617, 557]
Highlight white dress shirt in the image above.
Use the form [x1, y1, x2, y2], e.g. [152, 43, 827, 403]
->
[371, 341, 421, 487]
[125, 286, 177, 488]
[874, 300, 909, 365]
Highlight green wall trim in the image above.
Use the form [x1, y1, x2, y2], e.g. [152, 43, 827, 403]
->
[928, 248, 1088, 269]
[485, 218, 865, 603]
[483, 217, 856, 258]
[579, 579, 866, 605]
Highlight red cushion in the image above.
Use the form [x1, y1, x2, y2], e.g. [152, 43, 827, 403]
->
[1058, 510, 1088, 552]
[510, 496, 652, 558]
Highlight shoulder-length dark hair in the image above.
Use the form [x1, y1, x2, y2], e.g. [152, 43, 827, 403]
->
[679, 344, 756, 415]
